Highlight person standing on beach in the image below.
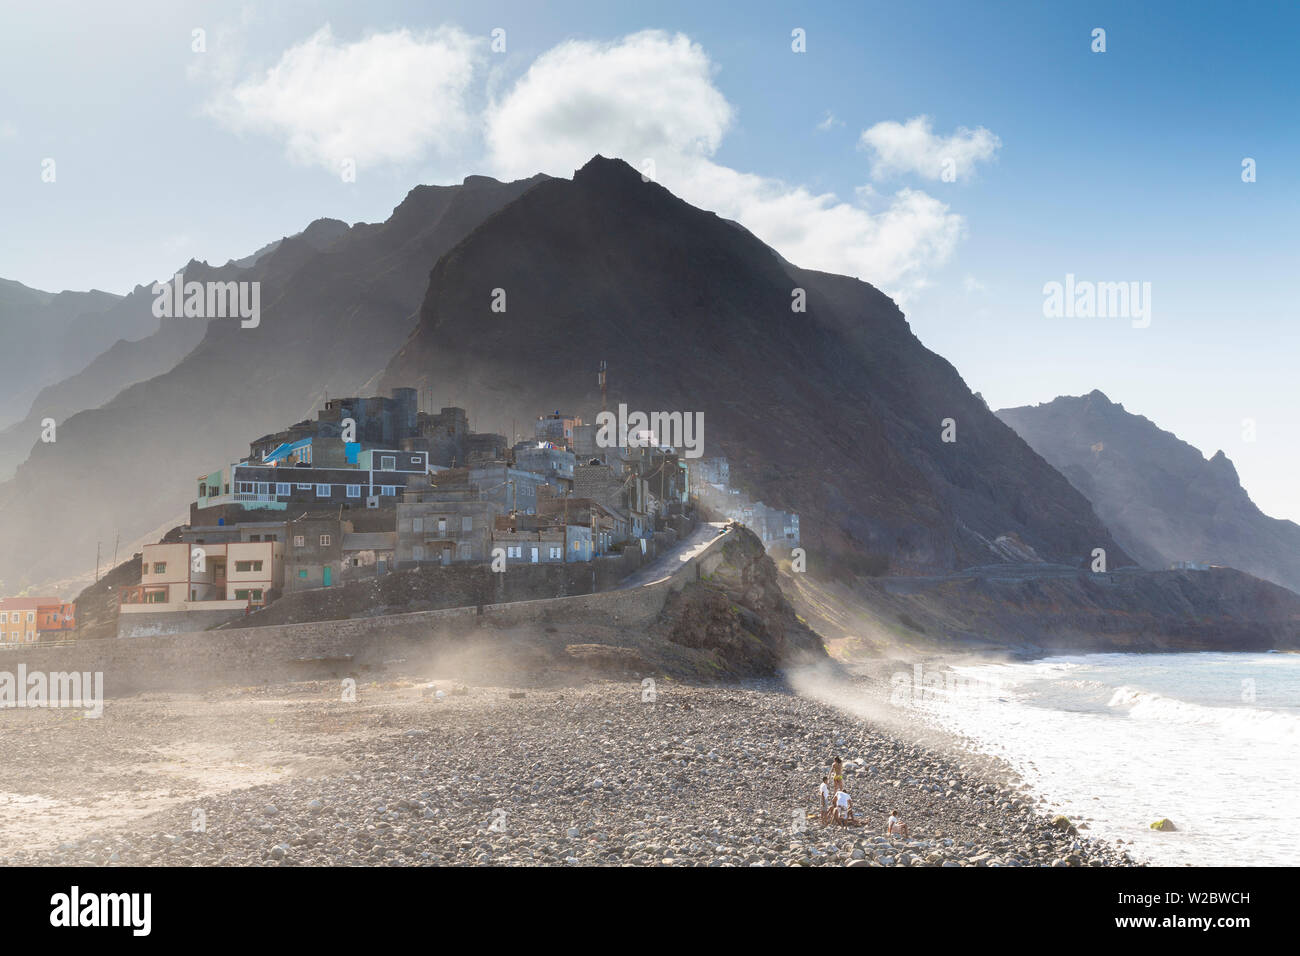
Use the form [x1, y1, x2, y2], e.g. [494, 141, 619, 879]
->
[830, 756, 844, 795]
[818, 776, 832, 824]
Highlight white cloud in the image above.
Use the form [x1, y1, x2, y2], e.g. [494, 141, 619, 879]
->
[484, 31, 965, 300]
[205, 26, 980, 300]
[816, 110, 844, 132]
[858, 115, 1000, 181]
[206, 24, 483, 172]
[485, 31, 732, 180]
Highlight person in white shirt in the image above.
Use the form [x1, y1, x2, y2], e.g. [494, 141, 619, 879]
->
[834, 789, 864, 826]
[818, 776, 833, 824]
[886, 810, 910, 837]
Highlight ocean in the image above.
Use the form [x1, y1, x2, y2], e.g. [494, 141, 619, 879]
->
[912, 652, 1300, 866]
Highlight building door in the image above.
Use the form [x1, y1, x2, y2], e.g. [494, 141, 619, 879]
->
[323, 566, 332, 586]
[530, 547, 539, 564]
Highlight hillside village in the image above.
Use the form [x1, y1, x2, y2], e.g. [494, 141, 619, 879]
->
[3, 385, 800, 643]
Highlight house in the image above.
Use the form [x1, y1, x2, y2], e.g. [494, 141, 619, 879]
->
[283, 516, 346, 591]
[0, 596, 63, 644]
[341, 531, 396, 581]
[466, 460, 566, 514]
[36, 600, 77, 636]
[491, 514, 594, 564]
[536, 489, 626, 554]
[194, 448, 429, 519]
[512, 441, 577, 488]
[119, 539, 283, 611]
[534, 411, 582, 449]
[396, 474, 501, 566]
[691, 456, 730, 491]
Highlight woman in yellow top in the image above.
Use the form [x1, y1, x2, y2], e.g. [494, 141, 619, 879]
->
[830, 756, 845, 794]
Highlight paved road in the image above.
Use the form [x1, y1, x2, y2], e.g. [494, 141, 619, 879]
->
[616, 521, 729, 590]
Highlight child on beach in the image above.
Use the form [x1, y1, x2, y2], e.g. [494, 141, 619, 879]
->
[886, 810, 910, 838]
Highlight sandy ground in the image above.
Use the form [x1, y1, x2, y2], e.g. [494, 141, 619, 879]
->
[0, 684, 368, 853]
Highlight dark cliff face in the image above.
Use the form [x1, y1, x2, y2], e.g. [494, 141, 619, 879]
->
[0, 174, 548, 591]
[997, 390, 1300, 594]
[381, 155, 1128, 577]
[658, 524, 828, 676]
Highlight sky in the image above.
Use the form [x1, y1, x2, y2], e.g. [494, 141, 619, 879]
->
[1, 0, 1297, 520]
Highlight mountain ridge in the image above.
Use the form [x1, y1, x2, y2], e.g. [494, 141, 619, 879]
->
[997, 390, 1300, 593]
[380, 155, 1129, 576]
[0, 173, 548, 592]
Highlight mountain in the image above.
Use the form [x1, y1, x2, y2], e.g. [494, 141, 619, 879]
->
[997, 390, 1300, 593]
[0, 173, 547, 592]
[0, 221, 352, 481]
[0, 278, 156, 430]
[379, 155, 1129, 576]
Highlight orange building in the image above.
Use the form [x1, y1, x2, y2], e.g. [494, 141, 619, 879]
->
[37, 601, 76, 635]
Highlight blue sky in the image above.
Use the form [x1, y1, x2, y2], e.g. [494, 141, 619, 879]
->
[1, 0, 1297, 520]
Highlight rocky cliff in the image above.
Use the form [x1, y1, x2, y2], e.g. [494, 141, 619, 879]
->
[998, 390, 1300, 594]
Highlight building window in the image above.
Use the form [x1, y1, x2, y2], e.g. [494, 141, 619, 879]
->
[298, 569, 308, 579]
[293, 535, 305, 547]
[249, 535, 261, 542]
[276, 483, 291, 496]
[152, 562, 166, 574]
[437, 518, 447, 534]
[462, 516, 472, 532]
[316, 484, 330, 497]
[381, 455, 396, 470]
[507, 546, 522, 558]
[236, 481, 255, 494]
[320, 534, 331, 546]
[296, 483, 312, 490]
[381, 485, 397, 496]
[412, 517, 423, 533]
[550, 547, 562, 559]
[235, 560, 263, 573]
[412, 545, 424, 561]
[346, 485, 361, 498]
[0, 613, 6, 624]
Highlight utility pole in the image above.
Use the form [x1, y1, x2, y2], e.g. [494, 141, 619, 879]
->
[598, 360, 608, 414]
[95, 541, 101, 584]
[112, 534, 119, 572]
